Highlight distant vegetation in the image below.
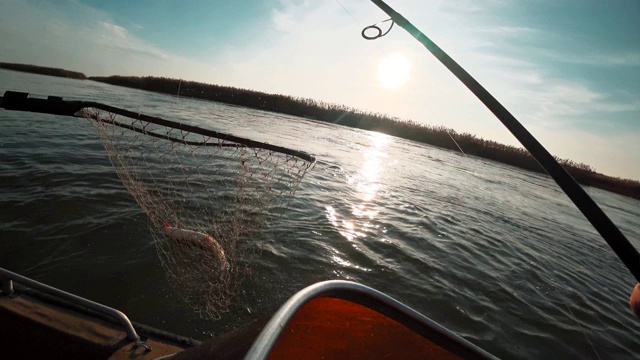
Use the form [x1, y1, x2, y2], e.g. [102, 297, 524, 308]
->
[1, 61, 635, 197]
[88, 75, 640, 200]
[0, 62, 87, 80]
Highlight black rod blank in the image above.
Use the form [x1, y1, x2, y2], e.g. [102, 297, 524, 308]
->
[369, 0, 640, 282]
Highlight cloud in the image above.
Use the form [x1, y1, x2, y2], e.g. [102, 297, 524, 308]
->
[209, 1, 386, 100]
[427, 5, 639, 127]
[0, 0, 226, 81]
[270, 2, 300, 33]
[543, 49, 640, 67]
[438, 0, 508, 14]
[1, 0, 637, 179]
[91, 21, 169, 60]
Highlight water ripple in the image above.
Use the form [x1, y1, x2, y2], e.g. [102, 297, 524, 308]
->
[2, 69, 640, 359]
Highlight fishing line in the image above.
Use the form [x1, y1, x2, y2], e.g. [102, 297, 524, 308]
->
[355, 2, 620, 357]
[335, 0, 395, 40]
[362, 2, 636, 357]
[536, 271, 603, 360]
[564, 302, 602, 360]
[362, 19, 394, 40]
[334, 0, 466, 154]
[334, 0, 360, 25]
[447, 131, 466, 155]
[368, 0, 640, 283]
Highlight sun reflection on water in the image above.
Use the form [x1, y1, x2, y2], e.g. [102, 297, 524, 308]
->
[324, 132, 391, 256]
[352, 131, 389, 202]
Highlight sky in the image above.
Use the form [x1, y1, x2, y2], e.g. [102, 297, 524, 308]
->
[1, 0, 639, 180]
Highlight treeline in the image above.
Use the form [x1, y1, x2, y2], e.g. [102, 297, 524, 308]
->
[89, 75, 640, 200]
[0, 62, 87, 80]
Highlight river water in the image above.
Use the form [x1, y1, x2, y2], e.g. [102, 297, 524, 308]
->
[1, 68, 640, 359]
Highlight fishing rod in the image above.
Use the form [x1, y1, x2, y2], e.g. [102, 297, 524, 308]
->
[367, 0, 640, 283]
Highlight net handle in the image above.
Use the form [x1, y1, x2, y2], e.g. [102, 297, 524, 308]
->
[0, 91, 316, 163]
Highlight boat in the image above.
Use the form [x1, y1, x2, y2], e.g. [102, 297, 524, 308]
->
[2, 1, 638, 359]
[0, 89, 495, 359]
[0, 89, 494, 359]
[0, 266, 494, 359]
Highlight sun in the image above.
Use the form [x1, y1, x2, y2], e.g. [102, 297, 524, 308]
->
[377, 54, 411, 89]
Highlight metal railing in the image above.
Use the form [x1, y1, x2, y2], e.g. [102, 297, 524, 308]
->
[0, 267, 149, 350]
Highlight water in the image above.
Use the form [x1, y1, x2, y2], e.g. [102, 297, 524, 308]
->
[1, 68, 640, 358]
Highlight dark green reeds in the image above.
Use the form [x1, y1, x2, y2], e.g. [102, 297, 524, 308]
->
[0, 62, 87, 79]
[81, 75, 640, 201]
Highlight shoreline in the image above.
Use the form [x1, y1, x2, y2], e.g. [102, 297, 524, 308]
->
[1, 63, 637, 200]
[88, 75, 640, 201]
[0, 62, 87, 80]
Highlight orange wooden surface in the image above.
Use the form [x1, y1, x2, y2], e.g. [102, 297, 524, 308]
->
[268, 297, 461, 360]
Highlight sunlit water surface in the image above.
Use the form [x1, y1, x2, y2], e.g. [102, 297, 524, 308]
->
[1, 69, 639, 359]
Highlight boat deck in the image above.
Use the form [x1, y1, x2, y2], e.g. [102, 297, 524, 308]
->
[0, 290, 191, 360]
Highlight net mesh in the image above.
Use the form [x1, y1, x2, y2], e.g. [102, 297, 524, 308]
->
[83, 108, 314, 319]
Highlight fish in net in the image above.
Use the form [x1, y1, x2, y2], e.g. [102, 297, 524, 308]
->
[81, 106, 315, 319]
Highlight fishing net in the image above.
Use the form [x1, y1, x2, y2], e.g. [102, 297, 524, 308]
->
[81, 106, 314, 319]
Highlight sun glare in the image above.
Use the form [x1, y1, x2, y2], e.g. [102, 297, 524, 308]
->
[377, 54, 411, 89]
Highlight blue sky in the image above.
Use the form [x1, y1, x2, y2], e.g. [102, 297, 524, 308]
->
[1, 0, 639, 179]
